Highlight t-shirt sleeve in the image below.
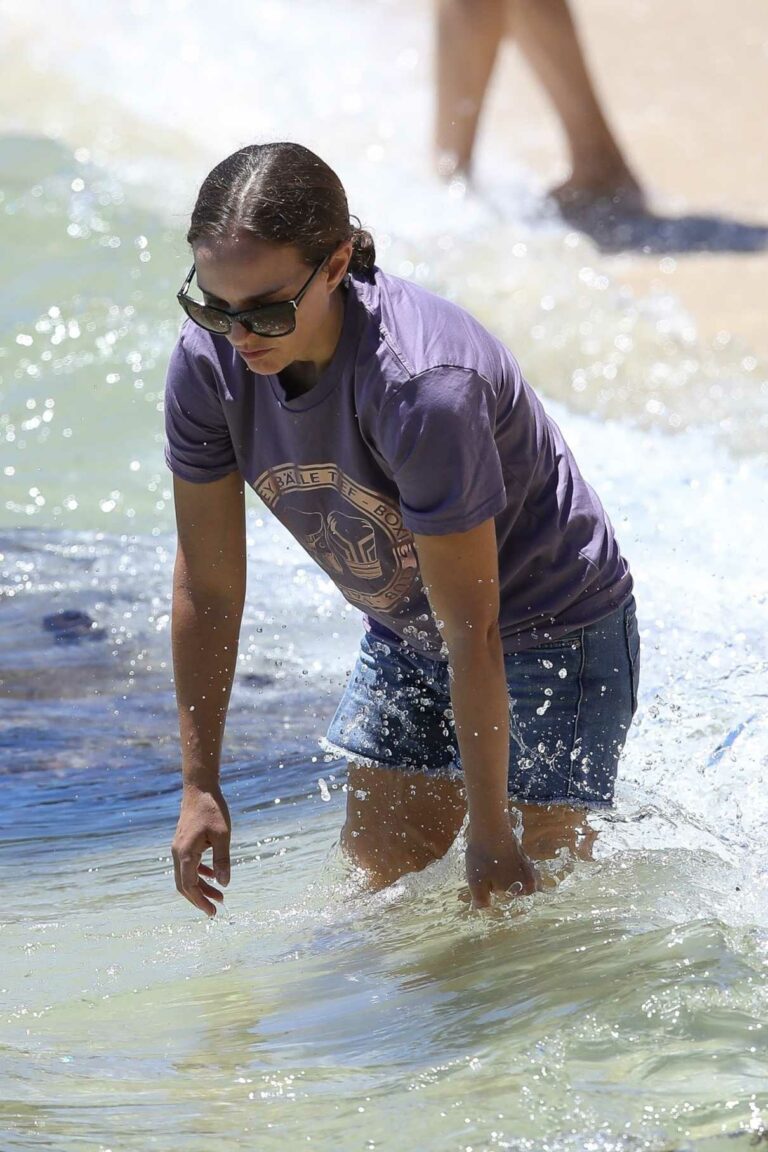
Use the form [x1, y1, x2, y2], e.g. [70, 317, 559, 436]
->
[373, 366, 506, 535]
[164, 331, 239, 483]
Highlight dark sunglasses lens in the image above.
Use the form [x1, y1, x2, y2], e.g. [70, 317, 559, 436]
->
[242, 304, 296, 338]
[180, 297, 231, 335]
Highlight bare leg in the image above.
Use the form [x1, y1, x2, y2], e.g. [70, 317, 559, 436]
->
[341, 762, 467, 889]
[514, 801, 597, 863]
[434, 0, 643, 208]
[435, 0, 506, 180]
[341, 762, 596, 891]
[513, 0, 643, 206]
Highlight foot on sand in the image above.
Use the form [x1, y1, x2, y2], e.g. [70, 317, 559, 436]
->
[549, 173, 647, 221]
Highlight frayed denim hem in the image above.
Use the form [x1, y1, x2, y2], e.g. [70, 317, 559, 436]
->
[318, 737, 463, 781]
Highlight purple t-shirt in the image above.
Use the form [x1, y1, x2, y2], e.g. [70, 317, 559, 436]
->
[165, 266, 632, 657]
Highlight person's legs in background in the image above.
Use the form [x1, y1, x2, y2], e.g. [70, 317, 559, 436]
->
[514, 0, 643, 209]
[435, 0, 506, 180]
[435, 0, 644, 210]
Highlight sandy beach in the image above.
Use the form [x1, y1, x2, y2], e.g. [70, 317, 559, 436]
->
[482, 0, 768, 357]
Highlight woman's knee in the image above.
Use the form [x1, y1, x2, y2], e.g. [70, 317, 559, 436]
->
[341, 761, 466, 885]
[515, 801, 597, 862]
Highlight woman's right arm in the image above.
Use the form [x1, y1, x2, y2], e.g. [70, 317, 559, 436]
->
[170, 471, 246, 917]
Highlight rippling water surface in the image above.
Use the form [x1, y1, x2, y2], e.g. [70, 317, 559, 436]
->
[1, 2, 767, 1149]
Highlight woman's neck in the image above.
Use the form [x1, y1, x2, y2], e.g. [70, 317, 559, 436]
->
[279, 285, 346, 398]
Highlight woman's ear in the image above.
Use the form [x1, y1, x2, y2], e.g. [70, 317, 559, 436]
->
[326, 241, 354, 292]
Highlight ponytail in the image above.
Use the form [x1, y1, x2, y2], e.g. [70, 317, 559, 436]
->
[349, 222, 376, 274]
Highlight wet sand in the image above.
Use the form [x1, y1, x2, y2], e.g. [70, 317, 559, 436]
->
[482, 0, 768, 357]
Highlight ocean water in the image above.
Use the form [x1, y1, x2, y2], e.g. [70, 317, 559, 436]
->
[1, 2, 767, 1150]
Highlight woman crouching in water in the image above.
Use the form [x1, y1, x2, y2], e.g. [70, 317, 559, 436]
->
[167, 142, 640, 915]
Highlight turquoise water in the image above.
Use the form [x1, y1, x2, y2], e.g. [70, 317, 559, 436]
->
[2, 2, 768, 1149]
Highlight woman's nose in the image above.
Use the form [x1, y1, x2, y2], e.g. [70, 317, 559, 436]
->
[227, 320, 250, 346]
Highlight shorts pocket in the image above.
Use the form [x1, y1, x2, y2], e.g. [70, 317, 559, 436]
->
[528, 632, 583, 653]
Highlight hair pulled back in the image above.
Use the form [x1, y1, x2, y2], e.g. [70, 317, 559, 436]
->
[187, 142, 375, 275]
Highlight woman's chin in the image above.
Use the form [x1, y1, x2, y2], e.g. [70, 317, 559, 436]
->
[241, 349, 280, 374]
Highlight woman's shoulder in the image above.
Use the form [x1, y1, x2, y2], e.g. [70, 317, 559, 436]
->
[168, 320, 240, 396]
[350, 266, 518, 387]
[174, 319, 229, 367]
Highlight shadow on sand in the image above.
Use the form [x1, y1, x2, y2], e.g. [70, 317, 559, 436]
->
[559, 201, 768, 255]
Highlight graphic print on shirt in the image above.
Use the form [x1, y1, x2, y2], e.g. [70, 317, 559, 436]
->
[253, 463, 419, 611]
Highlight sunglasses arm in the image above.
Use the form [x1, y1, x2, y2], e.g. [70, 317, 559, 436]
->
[179, 265, 196, 296]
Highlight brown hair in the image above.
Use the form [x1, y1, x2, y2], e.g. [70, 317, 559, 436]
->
[187, 142, 375, 274]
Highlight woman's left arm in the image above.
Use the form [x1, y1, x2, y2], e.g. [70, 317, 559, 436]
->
[413, 518, 540, 907]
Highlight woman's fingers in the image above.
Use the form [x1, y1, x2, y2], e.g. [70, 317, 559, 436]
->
[175, 850, 219, 917]
[197, 878, 224, 903]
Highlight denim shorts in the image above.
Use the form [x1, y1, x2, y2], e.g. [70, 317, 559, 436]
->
[325, 596, 640, 807]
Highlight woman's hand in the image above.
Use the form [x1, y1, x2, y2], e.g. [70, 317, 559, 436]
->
[465, 819, 541, 909]
[172, 784, 232, 917]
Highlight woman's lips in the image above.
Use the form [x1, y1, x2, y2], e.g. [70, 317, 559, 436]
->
[241, 348, 271, 363]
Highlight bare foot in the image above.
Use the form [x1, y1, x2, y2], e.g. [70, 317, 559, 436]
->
[549, 172, 647, 219]
[546, 172, 650, 250]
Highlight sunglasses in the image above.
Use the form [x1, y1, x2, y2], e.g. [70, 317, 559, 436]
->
[176, 257, 328, 338]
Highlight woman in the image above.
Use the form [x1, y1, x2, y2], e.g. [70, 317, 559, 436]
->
[167, 142, 640, 917]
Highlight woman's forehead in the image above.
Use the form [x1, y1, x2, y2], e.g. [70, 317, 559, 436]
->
[193, 237, 305, 304]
